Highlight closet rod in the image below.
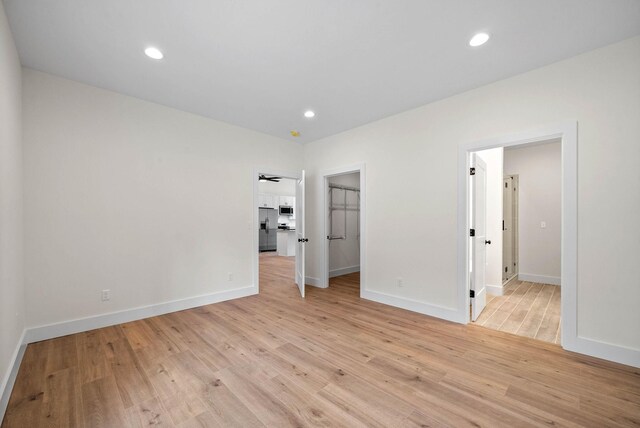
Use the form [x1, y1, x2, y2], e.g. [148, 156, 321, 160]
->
[328, 184, 360, 192]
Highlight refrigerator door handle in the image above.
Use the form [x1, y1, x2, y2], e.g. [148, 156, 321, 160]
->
[266, 217, 269, 233]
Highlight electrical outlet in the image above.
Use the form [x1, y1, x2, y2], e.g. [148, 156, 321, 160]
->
[397, 277, 403, 287]
[228, 272, 233, 281]
[101, 289, 111, 301]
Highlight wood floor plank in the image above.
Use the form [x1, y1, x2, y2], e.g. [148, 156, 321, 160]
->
[167, 351, 264, 427]
[516, 284, 555, 338]
[500, 283, 543, 333]
[76, 330, 110, 384]
[145, 355, 194, 401]
[40, 367, 83, 427]
[126, 397, 173, 427]
[536, 286, 562, 342]
[1, 341, 50, 428]
[45, 334, 79, 374]
[120, 320, 156, 351]
[107, 339, 156, 409]
[476, 281, 561, 345]
[3, 253, 639, 428]
[264, 374, 369, 427]
[482, 281, 533, 329]
[216, 364, 298, 427]
[81, 375, 128, 428]
[159, 391, 208, 426]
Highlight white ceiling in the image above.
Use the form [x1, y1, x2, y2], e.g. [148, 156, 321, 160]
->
[5, 1, 640, 143]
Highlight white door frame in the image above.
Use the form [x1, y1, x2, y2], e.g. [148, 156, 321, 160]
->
[253, 167, 302, 294]
[320, 163, 366, 295]
[457, 122, 577, 350]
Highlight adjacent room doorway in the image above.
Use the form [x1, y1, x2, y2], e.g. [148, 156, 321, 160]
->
[470, 141, 562, 344]
[458, 123, 577, 350]
[254, 169, 306, 298]
[321, 164, 366, 295]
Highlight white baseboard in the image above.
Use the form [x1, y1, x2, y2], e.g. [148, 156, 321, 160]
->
[24, 285, 257, 344]
[564, 336, 640, 368]
[305, 276, 324, 288]
[0, 329, 27, 423]
[518, 273, 561, 286]
[361, 289, 465, 324]
[486, 284, 503, 296]
[329, 265, 360, 278]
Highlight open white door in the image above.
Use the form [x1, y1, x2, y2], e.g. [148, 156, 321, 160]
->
[471, 154, 487, 321]
[295, 170, 306, 297]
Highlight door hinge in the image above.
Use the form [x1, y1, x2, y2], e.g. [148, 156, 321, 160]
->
[505, 182, 508, 188]
[470, 229, 475, 237]
[505, 267, 508, 273]
[470, 290, 475, 298]
[470, 167, 476, 176]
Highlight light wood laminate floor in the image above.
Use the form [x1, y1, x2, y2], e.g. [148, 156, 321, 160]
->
[473, 280, 561, 344]
[3, 254, 639, 427]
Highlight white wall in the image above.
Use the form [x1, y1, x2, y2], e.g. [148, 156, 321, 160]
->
[504, 141, 561, 283]
[475, 148, 503, 292]
[304, 36, 640, 352]
[22, 69, 302, 328]
[0, 0, 24, 411]
[328, 172, 360, 276]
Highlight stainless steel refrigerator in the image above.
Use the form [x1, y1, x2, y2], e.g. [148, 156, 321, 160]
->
[259, 208, 278, 252]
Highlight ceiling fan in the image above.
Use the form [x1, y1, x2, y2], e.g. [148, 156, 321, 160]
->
[258, 174, 282, 182]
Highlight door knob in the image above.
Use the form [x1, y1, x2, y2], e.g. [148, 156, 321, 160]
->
[485, 240, 492, 245]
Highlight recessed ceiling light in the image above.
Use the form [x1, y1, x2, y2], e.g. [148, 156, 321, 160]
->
[144, 47, 164, 60]
[304, 110, 315, 118]
[469, 33, 490, 47]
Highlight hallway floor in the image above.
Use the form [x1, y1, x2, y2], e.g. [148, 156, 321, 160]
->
[474, 280, 561, 344]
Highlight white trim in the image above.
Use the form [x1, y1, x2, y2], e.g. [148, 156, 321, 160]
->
[486, 284, 504, 296]
[0, 329, 27, 422]
[319, 163, 366, 297]
[24, 285, 256, 344]
[570, 337, 640, 368]
[458, 121, 581, 353]
[518, 273, 561, 286]
[305, 276, 323, 288]
[362, 290, 466, 324]
[329, 265, 360, 278]
[252, 167, 302, 296]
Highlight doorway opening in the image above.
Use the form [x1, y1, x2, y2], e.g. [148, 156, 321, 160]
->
[458, 122, 577, 350]
[254, 169, 306, 298]
[470, 141, 562, 344]
[321, 164, 366, 296]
